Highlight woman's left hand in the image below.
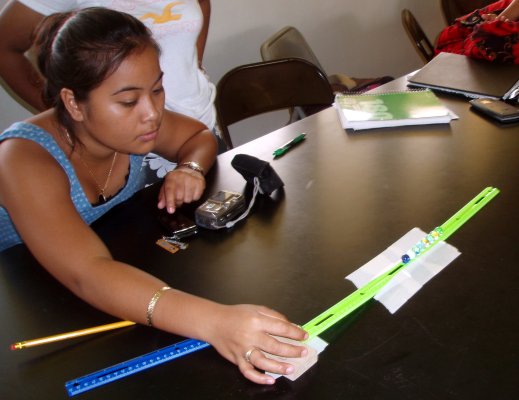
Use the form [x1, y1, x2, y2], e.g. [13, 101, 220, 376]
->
[158, 168, 205, 213]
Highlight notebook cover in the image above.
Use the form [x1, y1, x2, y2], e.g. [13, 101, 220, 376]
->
[334, 89, 452, 130]
[407, 52, 519, 99]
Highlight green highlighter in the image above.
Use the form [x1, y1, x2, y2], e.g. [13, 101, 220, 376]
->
[303, 186, 500, 339]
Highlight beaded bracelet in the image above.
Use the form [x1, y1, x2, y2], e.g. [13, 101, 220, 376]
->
[146, 286, 172, 327]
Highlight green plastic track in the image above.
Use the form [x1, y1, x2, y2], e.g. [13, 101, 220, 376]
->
[303, 187, 500, 339]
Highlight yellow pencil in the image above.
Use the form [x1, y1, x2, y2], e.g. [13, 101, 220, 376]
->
[10, 320, 136, 350]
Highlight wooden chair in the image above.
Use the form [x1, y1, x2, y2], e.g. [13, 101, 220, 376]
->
[215, 58, 334, 150]
[440, 0, 496, 25]
[260, 26, 393, 93]
[401, 9, 435, 64]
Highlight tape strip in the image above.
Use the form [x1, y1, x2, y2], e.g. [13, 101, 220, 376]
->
[346, 228, 461, 313]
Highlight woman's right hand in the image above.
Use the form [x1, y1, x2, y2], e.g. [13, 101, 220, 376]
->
[205, 304, 309, 384]
[481, 13, 511, 22]
[482, 0, 519, 23]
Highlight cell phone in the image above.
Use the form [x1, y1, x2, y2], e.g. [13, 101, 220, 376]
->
[195, 190, 246, 229]
[470, 98, 519, 123]
[157, 211, 198, 239]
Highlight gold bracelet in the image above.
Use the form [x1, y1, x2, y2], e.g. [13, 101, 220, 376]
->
[146, 286, 172, 327]
[177, 161, 204, 176]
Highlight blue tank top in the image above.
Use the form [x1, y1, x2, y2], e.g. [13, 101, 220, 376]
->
[0, 122, 147, 251]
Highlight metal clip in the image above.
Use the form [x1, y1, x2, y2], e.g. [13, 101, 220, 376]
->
[162, 236, 189, 250]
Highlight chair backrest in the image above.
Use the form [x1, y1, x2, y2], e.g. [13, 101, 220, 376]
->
[401, 9, 435, 64]
[440, 0, 496, 25]
[260, 26, 326, 74]
[260, 25, 394, 94]
[215, 58, 334, 149]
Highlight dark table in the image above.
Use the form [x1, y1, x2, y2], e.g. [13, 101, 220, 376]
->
[1, 77, 518, 399]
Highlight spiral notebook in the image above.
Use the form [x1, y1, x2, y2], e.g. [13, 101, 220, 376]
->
[407, 52, 519, 100]
[334, 89, 454, 131]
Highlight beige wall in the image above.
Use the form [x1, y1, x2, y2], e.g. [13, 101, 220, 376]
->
[0, 0, 445, 134]
[206, 0, 444, 81]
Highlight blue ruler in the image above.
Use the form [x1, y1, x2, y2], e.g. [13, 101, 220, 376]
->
[65, 338, 210, 396]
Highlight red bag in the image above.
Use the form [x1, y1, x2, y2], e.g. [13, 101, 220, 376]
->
[435, 0, 519, 64]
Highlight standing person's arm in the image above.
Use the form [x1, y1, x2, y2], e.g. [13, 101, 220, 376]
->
[482, 0, 519, 22]
[0, 1, 46, 111]
[498, 0, 519, 21]
[197, 0, 210, 68]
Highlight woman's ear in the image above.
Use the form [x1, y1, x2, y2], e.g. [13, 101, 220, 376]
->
[60, 88, 84, 122]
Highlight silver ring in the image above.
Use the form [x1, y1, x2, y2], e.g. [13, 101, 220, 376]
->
[244, 348, 255, 363]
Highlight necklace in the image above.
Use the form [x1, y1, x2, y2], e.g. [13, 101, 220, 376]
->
[64, 129, 118, 203]
[78, 151, 118, 203]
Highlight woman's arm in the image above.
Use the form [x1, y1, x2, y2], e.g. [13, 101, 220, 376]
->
[482, 0, 519, 22]
[499, 0, 519, 21]
[0, 136, 306, 385]
[0, 138, 164, 323]
[0, 1, 47, 111]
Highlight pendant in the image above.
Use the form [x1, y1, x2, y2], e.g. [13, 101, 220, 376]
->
[98, 193, 107, 204]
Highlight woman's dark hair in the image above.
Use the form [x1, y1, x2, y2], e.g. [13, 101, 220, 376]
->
[33, 7, 160, 139]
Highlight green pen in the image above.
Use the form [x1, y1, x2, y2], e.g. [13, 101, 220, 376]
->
[273, 133, 306, 158]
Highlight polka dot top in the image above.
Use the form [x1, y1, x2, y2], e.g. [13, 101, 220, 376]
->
[0, 122, 147, 252]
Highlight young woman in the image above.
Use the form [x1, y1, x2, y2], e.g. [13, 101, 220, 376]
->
[0, 8, 307, 385]
[0, 1, 226, 182]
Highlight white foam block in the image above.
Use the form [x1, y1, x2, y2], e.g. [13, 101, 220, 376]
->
[265, 336, 327, 381]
